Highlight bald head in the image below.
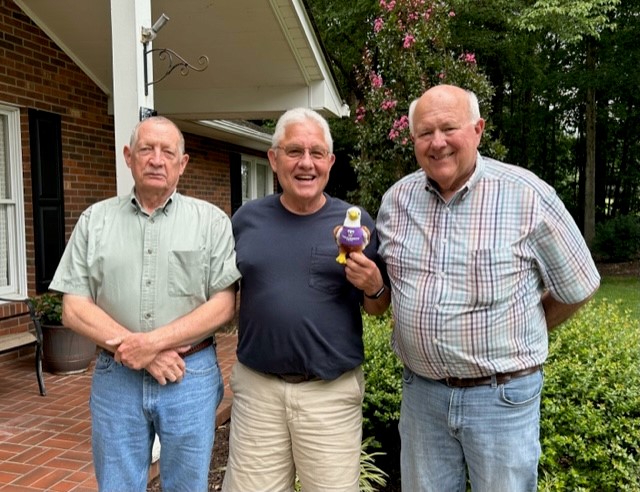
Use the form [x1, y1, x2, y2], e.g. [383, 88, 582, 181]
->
[409, 85, 481, 136]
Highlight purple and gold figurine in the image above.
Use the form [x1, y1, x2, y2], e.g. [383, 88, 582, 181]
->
[334, 206, 370, 264]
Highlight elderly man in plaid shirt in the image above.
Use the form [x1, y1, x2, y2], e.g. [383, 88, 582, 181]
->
[377, 84, 600, 492]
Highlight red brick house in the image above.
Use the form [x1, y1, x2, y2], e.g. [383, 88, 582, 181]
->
[0, 0, 348, 365]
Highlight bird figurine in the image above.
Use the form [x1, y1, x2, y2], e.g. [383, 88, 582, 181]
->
[334, 206, 370, 264]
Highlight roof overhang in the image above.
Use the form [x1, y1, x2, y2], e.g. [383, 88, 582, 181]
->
[178, 120, 273, 152]
[15, 0, 349, 145]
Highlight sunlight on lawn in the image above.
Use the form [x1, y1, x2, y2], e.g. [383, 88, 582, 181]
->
[594, 276, 640, 321]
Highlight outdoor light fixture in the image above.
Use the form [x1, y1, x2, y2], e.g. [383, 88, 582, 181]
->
[141, 13, 170, 43]
[141, 13, 209, 97]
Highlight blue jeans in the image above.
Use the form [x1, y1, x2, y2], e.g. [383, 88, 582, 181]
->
[90, 346, 223, 492]
[400, 367, 543, 492]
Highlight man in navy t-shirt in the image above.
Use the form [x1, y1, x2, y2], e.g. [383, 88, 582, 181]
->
[222, 108, 389, 492]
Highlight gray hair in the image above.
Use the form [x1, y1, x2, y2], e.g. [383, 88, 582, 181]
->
[271, 108, 333, 153]
[408, 87, 481, 136]
[129, 116, 185, 154]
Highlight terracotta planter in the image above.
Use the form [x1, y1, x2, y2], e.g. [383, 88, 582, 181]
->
[42, 324, 96, 374]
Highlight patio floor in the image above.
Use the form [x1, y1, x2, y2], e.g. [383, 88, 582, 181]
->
[0, 332, 237, 492]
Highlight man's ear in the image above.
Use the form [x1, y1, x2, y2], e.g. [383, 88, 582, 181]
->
[267, 148, 278, 173]
[123, 146, 132, 169]
[179, 154, 189, 176]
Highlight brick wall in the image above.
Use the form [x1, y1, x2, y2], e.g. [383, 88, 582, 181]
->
[181, 134, 233, 215]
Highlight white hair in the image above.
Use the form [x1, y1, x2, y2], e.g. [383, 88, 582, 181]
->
[271, 107, 333, 153]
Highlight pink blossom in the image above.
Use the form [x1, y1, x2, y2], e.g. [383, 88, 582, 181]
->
[374, 17, 384, 33]
[355, 106, 366, 123]
[379, 0, 396, 11]
[369, 72, 383, 89]
[403, 34, 416, 48]
[438, 72, 445, 79]
[393, 115, 409, 130]
[389, 115, 410, 141]
[462, 52, 476, 64]
[381, 99, 397, 111]
[449, 10, 456, 17]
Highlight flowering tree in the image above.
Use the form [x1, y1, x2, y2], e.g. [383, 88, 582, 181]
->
[351, 0, 498, 214]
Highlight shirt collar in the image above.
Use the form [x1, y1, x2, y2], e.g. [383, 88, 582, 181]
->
[129, 188, 176, 216]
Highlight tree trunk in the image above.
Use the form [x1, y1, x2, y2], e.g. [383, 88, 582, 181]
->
[584, 38, 596, 245]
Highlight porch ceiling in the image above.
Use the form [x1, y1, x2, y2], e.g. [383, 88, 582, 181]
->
[14, 0, 349, 122]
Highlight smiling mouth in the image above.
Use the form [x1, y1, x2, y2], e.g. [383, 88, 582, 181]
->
[295, 175, 315, 181]
[430, 152, 454, 161]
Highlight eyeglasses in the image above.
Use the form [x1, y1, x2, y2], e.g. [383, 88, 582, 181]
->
[275, 145, 330, 161]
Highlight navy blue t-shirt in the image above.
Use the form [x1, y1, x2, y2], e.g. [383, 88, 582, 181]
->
[231, 194, 379, 380]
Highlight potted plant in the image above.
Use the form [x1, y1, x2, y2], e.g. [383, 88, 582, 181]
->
[31, 292, 96, 374]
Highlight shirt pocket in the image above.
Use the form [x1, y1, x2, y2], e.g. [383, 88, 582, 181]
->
[466, 247, 515, 307]
[308, 246, 347, 295]
[168, 250, 206, 297]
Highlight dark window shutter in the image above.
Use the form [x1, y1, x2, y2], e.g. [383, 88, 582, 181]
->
[29, 109, 65, 293]
[230, 152, 242, 216]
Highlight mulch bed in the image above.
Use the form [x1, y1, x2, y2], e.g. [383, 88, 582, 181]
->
[596, 259, 640, 277]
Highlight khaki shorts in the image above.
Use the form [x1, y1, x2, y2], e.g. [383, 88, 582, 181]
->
[222, 362, 364, 492]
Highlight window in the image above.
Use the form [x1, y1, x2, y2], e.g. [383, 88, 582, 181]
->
[0, 104, 27, 296]
[241, 156, 273, 203]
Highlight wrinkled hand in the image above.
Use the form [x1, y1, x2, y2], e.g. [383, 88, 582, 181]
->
[105, 332, 160, 370]
[344, 251, 382, 294]
[145, 349, 188, 385]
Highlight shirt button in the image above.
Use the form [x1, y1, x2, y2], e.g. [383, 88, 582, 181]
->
[147, 248, 152, 254]
[145, 313, 151, 319]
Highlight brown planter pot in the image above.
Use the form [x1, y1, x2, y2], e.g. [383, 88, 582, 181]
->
[42, 324, 96, 374]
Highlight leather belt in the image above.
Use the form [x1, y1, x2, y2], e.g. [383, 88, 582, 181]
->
[104, 337, 214, 359]
[180, 337, 214, 358]
[440, 365, 541, 388]
[275, 373, 322, 384]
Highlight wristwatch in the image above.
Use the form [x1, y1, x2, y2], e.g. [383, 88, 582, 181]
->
[365, 284, 387, 299]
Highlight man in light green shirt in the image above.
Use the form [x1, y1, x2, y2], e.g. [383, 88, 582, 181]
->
[50, 116, 241, 492]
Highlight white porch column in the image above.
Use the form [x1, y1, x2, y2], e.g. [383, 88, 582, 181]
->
[110, 0, 156, 195]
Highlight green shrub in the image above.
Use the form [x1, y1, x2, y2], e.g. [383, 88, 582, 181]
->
[362, 311, 403, 438]
[539, 299, 640, 491]
[30, 292, 63, 324]
[592, 215, 640, 262]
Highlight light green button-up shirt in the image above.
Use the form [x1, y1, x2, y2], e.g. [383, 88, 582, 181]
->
[51, 191, 241, 333]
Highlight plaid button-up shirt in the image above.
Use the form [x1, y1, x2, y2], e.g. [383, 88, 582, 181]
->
[377, 154, 600, 380]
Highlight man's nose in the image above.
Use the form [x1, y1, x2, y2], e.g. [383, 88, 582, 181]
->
[430, 130, 447, 147]
[149, 149, 164, 164]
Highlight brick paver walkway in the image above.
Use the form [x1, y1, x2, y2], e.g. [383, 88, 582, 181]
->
[0, 332, 237, 491]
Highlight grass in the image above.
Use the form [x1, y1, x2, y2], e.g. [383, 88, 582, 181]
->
[594, 275, 640, 321]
